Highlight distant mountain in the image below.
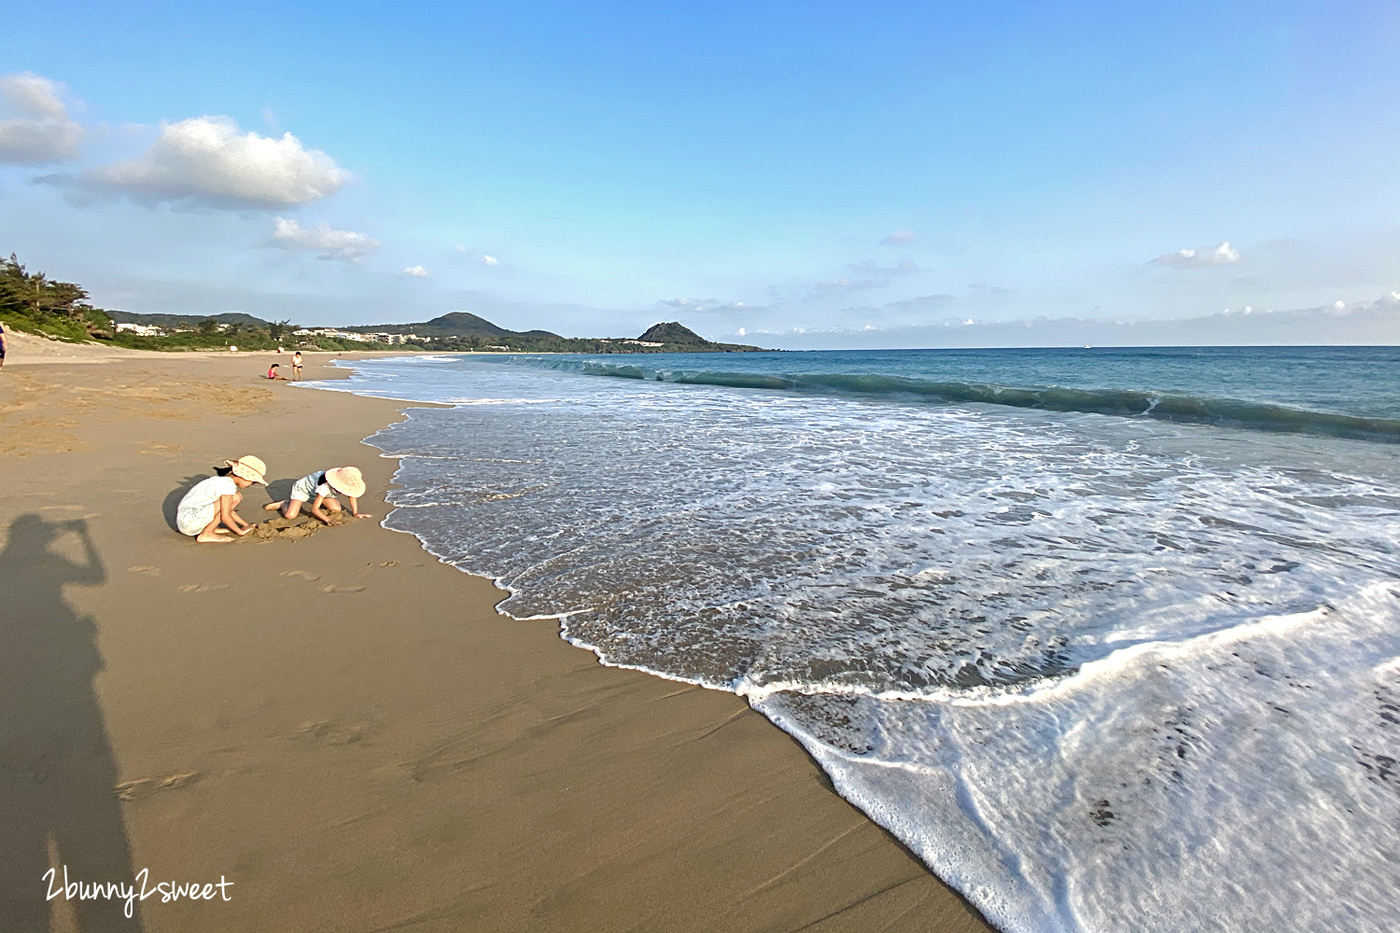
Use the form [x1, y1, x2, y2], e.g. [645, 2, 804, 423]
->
[345, 312, 562, 340]
[108, 310, 270, 328]
[637, 321, 707, 345]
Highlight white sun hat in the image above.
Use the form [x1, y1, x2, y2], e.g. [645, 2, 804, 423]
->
[324, 466, 366, 498]
[225, 455, 269, 485]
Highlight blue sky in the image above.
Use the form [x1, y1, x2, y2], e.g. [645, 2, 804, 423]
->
[1, 0, 1396, 346]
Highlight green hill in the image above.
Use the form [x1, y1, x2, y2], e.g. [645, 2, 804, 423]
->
[108, 310, 270, 328]
[344, 312, 764, 352]
[345, 312, 563, 340]
[637, 321, 708, 345]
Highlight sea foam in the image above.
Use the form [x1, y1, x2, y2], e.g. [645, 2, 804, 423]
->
[310, 351, 1400, 932]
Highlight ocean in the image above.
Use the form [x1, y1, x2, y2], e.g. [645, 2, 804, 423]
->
[306, 346, 1400, 933]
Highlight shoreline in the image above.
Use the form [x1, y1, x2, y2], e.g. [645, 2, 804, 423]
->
[1, 345, 993, 932]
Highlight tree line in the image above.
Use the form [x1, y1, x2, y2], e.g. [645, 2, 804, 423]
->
[0, 253, 324, 349]
[0, 253, 109, 340]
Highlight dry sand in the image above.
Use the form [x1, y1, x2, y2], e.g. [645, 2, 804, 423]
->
[0, 338, 994, 932]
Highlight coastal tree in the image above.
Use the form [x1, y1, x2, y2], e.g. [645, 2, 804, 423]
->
[1, 252, 100, 326]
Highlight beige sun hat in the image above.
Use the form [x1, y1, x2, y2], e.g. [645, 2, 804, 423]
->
[225, 455, 269, 485]
[324, 466, 366, 498]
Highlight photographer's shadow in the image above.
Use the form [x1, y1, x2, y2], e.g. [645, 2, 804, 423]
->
[0, 514, 142, 932]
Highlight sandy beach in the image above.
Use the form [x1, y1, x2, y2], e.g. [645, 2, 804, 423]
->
[0, 335, 992, 932]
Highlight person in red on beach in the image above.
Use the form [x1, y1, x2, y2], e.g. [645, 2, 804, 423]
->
[266, 363, 287, 379]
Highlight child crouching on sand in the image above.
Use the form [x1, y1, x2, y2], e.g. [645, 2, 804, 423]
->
[265, 466, 373, 525]
[176, 456, 268, 543]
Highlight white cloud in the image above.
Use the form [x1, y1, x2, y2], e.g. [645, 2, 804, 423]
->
[453, 245, 500, 266]
[813, 258, 919, 295]
[0, 72, 82, 164]
[403, 265, 429, 277]
[660, 297, 751, 314]
[881, 229, 917, 246]
[763, 292, 1400, 350]
[1151, 240, 1242, 268]
[68, 116, 349, 208]
[270, 217, 379, 262]
[888, 293, 956, 312]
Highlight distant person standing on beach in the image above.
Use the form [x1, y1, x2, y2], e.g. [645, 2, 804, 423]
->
[291, 350, 303, 380]
[175, 456, 268, 543]
[0, 321, 8, 368]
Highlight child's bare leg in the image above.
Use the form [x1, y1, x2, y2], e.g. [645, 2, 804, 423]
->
[195, 516, 234, 543]
[323, 497, 343, 513]
[264, 498, 300, 517]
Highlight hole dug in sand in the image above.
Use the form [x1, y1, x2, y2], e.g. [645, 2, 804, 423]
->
[250, 511, 354, 541]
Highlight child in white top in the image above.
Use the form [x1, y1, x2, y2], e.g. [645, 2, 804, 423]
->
[264, 466, 372, 525]
[176, 456, 268, 543]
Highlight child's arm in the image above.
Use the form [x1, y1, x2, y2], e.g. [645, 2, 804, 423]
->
[349, 496, 372, 519]
[220, 495, 253, 535]
[308, 494, 333, 525]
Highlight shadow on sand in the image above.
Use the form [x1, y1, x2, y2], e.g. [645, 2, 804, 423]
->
[160, 477, 204, 533]
[0, 514, 143, 932]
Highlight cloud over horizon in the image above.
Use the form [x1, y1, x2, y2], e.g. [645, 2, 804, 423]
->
[0, 72, 82, 164]
[53, 116, 350, 208]
[271, 217, 379, 262]
[756, 292, 1400, 350]
[1152, 241, 1242, 268]
[881, 230, 917, 246]
[812, 258, 920, 296]
[402, 264, 428, 277]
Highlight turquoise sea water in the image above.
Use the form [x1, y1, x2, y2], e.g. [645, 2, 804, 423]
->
[307, 346, 1400, 933]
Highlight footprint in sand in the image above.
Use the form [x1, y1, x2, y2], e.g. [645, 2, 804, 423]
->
[128, 565, 162, 576]
[280, 569, 361, 592]
[177, 583, 229, 594]
[138, 443, 184, 456]
[115, 771, 199, 801]
[298, 720, 369, 746]
[379, 560, 399, 567]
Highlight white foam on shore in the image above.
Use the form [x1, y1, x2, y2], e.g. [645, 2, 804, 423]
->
[316, 354, 1400, 932]
[762, 587, 1400, 931]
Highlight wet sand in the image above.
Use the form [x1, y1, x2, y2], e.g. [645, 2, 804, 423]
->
[0, 338, 994, 932]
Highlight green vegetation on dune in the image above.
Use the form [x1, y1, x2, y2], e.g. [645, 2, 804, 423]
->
[107, 309, 271, 329]
[1, 252, 769, 354]
[0, 253, 113, 342]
